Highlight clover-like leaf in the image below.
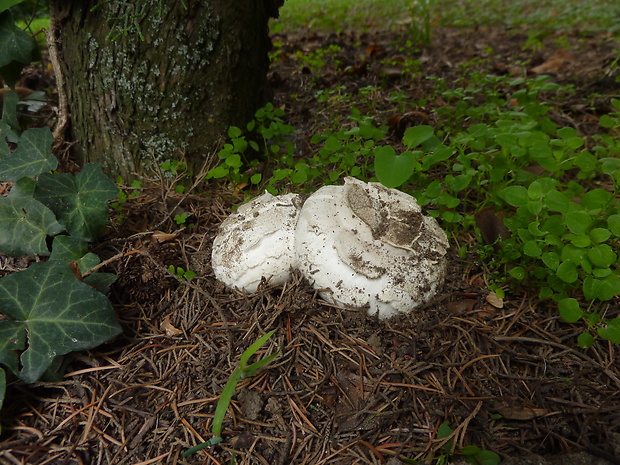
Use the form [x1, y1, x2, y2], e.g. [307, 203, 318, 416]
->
[564, 211, 592, 234]
[558, 298, 583, 323]
[0, 261, 122, 384]
[0, 127, 57, 181]
[374, 145, 418, 188]
[500, 185, 528, 207]
[0, 197, 64, 256]
[34, 163, 119, 241]
[403, 125, 434, 148]
[556, 261, 578, 283]
[598, 318, 620, 344]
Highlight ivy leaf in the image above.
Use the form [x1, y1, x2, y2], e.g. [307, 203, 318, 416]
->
[0, 367, 5, 432]
[34, 163, 119, 241]
[0, 261, 122, 384]
[0, 320, 25, 374]
[48, 236, 117, 294]
[0, 197, 64, 256]
[373, 145, 417, 188]
[0, 11, 37, 87]
[0, 127, 57, 181]
[49, 235, 90, 262]
[2, 89, 19, 130]
[0, 120, 18, 144]
[0, 11, 34, 65]
[7, 176, 36, 198]
[0, 1, 26, 15]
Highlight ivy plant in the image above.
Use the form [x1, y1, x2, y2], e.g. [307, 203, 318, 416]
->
[0, 5, 39, 87]
[0, 91, 121, 430]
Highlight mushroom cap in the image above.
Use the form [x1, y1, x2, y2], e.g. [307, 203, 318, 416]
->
[211, 191, 302, 293]
[295, 177, 449, 319]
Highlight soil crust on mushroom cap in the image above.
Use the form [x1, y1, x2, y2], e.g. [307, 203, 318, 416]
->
[1, 20, 619, 465]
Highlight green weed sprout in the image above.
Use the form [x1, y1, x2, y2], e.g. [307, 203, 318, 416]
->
[183, 330, 280, 457]
[398, 421, 500, 465]
[167, 265, 196, 281]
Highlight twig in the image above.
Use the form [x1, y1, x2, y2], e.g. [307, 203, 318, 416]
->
[47, 2, 71, 145]
[81, 250, 140, 279]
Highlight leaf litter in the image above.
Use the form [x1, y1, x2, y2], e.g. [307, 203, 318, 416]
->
[1, 17, 620, 465]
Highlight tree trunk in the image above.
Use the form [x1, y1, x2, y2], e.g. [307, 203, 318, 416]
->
[49, 0, 282, 180]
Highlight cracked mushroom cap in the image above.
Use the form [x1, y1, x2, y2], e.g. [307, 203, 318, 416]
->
[211, 191, 302, 293]
[295, 177, 449, 319]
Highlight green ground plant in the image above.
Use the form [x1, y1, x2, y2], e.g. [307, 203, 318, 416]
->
[183, 330, 279, 458]
[206, 103, 386, 194]
[209, 63, 620, 348]
[399, 421, 499, 465]
[168, 265, 196, 281]
[274, 0, 620, 40]
[0, 91, 121, 429]
[0, 5, 39, 87]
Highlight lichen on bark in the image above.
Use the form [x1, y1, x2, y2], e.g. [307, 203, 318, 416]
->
[52, 0, 281, 180]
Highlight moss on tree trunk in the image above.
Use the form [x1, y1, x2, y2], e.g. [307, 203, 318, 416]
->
[50, 0, 282, 180]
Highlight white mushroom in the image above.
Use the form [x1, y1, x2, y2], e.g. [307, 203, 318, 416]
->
[294, 177, 449, 319]
[211, 191, 302, 293]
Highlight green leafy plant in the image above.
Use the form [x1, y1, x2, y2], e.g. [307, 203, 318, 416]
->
[0, 5, 39, 87]
[207, 60, 618, 349]
[295, 44, 342, 73]
[366, 75, 620, 347]
[167, 265, 196, 281]
[205, 102, 295, 191]
[0, 92, 121, 428]
[207, 103, 386, 193]
[399, 421, 500, 464]
[409, 0, 433, 44]
[160, 159, 189, 194]
[183, 330, 280, 457]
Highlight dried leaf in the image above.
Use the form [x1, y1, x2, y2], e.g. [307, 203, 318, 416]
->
[475, 207, 510, 245]
[448, 299, 477, 315]
[486, 291, 504, 309]
[151, 231, 177, 243]
[493, 396, 547, 420]
[530, 49, 575, 75]
[160, 315, 182, 337]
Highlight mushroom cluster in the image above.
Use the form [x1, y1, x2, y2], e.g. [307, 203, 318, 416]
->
[211, 178, 449, 319]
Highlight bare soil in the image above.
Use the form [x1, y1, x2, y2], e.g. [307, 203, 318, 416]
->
[1, 20, 619, 465]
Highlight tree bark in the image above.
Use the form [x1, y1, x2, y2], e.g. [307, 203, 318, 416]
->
[50, 0, 283, 180]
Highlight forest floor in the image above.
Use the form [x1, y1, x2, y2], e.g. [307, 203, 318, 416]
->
[1, 9, 620, 465]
